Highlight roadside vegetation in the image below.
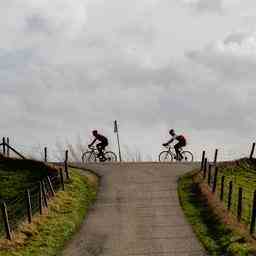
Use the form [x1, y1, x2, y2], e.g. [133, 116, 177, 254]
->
[0, 167, 98, 256]
[0, 158, 56, 200]
[178, 160, 256, 256]
[216, 158, 256, 226]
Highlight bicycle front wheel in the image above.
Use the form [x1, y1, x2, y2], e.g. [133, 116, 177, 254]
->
[181, 151, 194, 162]
[104, 151, 117, 162]
[158, 151, 173, 162]
[82, 151, 97, 163]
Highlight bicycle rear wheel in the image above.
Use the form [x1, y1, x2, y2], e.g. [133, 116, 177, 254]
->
[104, 151, 117, 162]
[181, 151, 194, 162]
[158, 151, 173, 162]
[82, 151, 97, 163]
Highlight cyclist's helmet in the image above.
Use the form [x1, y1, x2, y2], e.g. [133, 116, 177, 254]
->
[92, 130, 98, 136]
[169, 129, 175, 135]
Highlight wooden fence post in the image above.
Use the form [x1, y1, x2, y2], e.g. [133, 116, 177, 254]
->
[26, 189, 32, 223]
[64, 150, 70, 180]
[64, 160, 69, 180]
[1, 202, 12, 240]
[208, 164, 212, 186]
[44, 147, 47, 162]
[250, 143, 256, 159]
[214, 149, 218, 165]
[46, 176, 55, 197]
[227, 181, 233, 211]
[212, 166, 218, 193]
[42, 181, 48, 208]
[65, 150, 68, 163]
[203, 158, 208, 179]
[220, 176, 225, 201]
[201, 150, 205, 171]
[6, 137, 10, 157]
[2, 137, 6, 156]
[237, 187, 243, 222]
[250, 190, 256, 234]
[39, 182, 43, 215]
[60, 168, 64, 191]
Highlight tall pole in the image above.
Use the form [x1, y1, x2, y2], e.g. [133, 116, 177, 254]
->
[114, 120, 122, 162]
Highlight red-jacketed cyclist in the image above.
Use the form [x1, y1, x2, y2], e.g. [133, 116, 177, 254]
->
[162, 129, 187, 161]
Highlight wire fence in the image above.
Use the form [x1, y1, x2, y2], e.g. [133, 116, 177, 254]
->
[0, 168, 68, 240]
[0, 136, 253, 163]
[0, 137, 69, 163]
[0, 139, 70, 240]
[199, 142, 256, 235]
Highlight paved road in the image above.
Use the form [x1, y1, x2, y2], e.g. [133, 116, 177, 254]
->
[63, 162, 206, 256]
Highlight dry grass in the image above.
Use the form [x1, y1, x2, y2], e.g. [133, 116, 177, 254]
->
[0, 209, 49, 250]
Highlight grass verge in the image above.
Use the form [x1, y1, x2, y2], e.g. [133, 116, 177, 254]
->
[178, 170, 256, 256]
[215, 158, 256, 226]
[0, 158, 57, 200]
[0, 168, 98, 256]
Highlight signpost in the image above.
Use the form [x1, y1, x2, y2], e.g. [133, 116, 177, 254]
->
[114, 120, 122, 162]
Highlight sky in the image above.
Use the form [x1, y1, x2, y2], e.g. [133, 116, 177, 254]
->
[1, 0, 256, 161]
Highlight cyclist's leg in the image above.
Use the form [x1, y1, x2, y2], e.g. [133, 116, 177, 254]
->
[174, 142, 183, 160]
[101, 142, 108, 160]
[96, 143, 104, 158]
[175, 141, 186, 160]
[97, 142, 109, 161]
[102, 142, 108, 151]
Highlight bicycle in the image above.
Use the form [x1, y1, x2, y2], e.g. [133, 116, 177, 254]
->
[81, 145, 117, 163]
[158, 146, 194, 162]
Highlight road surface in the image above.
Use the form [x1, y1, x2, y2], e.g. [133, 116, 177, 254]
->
[63, 162, 206, 256]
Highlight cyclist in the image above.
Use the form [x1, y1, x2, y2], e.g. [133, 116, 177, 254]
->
[162, 129, 187, 161]
[88, 130, 109, 161]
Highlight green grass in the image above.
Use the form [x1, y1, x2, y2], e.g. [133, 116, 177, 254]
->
[0, 168, 98, 256]
[178, 170, 256, 255]
[0, 158, 57, 200]
[0, 158, 60, 237]
[215, 159, 256, 226]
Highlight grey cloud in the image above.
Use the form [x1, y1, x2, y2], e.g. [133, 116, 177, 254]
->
[186, 31, 256, 82]
[0, 48, 35, 70]
[105, 62, 186, 88]
[2, 42, 255, 144]
[0, 0, 255, 160]
[184, 31, 256, 135]
[116, 23, 155, 46]
[195, 0, 223, 13]
[25, 14, 53, 34]
[223, 32, 249, 44]
[184, 0, 223, 14]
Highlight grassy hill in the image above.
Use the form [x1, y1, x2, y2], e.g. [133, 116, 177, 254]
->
[0, 157, 58, 201]
[0, 156, 60, 239]
[0, 166, 98, 256]
[216, 158, 256, 225]
[179, 158, 256, 255]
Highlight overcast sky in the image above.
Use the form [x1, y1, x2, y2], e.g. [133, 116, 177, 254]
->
[1, 0, 256, 161]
